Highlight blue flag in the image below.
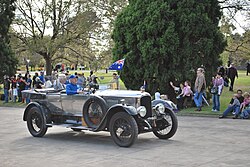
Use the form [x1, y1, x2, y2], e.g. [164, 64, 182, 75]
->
[108, 58, 125, 70]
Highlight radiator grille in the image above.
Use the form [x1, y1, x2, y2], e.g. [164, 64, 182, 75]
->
[140, 95, 152, 118]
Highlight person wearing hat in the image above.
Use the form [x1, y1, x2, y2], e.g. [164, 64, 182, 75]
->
[39, 71, 45, 84]
[194, 67, 206, 111]
[66, 75, 82, 95]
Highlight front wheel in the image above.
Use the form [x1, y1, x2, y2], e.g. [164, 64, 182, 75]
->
[26, 106, 48, 137]
[153, 109, 178, 139]
[109, 112, 138, 147]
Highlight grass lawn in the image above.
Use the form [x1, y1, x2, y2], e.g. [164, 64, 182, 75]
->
[178, 70, 250, 117]
[0, 101, 27, 108]
[0, 70, 249, 116]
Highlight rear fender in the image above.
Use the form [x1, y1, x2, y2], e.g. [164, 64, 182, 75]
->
[23, 102, 51, 123]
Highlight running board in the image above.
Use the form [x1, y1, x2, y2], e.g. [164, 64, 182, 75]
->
[46, 123, 96, 131]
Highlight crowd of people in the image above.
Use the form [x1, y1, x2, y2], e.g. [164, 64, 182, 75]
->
[212, 63, 250, 119]
[2, 69, 117, 103]
[166, 62, 250, 119]
[168, 67, 207, 111]
[219, 90, 250, 119]
[3, 74, 31, 103]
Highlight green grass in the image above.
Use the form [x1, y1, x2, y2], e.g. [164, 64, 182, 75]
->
[178, 70, 250, 117]
[0, 101, 27, 108]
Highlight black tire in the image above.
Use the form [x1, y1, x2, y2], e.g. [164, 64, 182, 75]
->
[109, 112, 138, 147]
[153, 109, 178, 139]
[71, 128, 82, 132]
[26, 106, 48, 137]
[83, 96, 108, 128]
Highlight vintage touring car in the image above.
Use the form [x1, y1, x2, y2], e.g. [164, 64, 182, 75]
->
[22, 88, 178, 147]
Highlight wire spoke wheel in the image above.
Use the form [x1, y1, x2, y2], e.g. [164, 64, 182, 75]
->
[27, 106, 47, 137]
[153, 109, 178, 139]
[31, 112, 42, 132]
[110, 112, 138, 147]
[83, 97, 108, 128]
[113, 118, 132, 142]
[88, 103, 103, 125]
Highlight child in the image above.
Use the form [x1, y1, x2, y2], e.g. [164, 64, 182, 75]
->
[231, 94, 241, 114]
[219, 93, 241, 119]
[240, 92, 250, 112]
[179, 81, 193, 108]
[241, 107, 250, 119]
[234, 92, 250, 119]
[12, 84, 18, 103]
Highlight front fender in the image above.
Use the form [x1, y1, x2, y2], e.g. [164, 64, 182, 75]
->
[152, 99, 177, 111]
[107, 104, 138, 115]
[23, 102, 51, 123]
[94, 104, 137, 131]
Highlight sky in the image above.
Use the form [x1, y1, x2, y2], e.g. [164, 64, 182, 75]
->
[232, 11, 249, 34]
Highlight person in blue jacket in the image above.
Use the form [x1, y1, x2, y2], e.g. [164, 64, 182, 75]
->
[66, 75, 82, 95]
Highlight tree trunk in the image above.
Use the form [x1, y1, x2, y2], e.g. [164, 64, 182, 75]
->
[45, 57, 52, 76]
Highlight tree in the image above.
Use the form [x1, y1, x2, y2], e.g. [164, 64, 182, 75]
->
[112, 0, 226, 98]
[221, 30, 250, 67]
[11, 0, 128, 75]
[219, 1, 250, 67]
[220, 12, 250, 67]
[0, 0, 18, 82]
[12, 0, 101, 75]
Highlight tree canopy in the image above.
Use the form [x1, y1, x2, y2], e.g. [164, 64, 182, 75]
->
[0, 0, 18, 82]
[112, 0, 226, 97]
[11, 0, 128, 75]
[12, 0, 101, 75]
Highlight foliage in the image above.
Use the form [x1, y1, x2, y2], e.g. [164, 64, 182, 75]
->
[112, 0, 226, 98]
[220, 30, 250, 67]
[11, 0, 128, 75]
[12, 0, 101, 75]
[0, 0, 18, 82]
[218, 1, 250, 67]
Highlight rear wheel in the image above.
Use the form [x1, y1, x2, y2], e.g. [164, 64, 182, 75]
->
[109, 112, 138, 147]
[27, 106, 48, 137]
[153, 109, 178, 139]
[83, 97, 108, 128]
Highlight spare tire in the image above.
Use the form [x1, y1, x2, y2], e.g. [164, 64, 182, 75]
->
[83, 96, 108, 128]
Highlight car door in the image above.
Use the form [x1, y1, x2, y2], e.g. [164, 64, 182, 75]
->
[60, 91, 74, 114]
[71, 94, 89, 116]
[46, 92, 62, 112]
[60, 92, 89, 116]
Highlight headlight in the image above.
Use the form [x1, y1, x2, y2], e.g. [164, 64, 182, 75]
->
[137, 106, 147, 117]
[155, 103, 165, 114]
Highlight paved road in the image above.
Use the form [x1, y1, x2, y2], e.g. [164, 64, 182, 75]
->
[0, 107, 249, 167]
